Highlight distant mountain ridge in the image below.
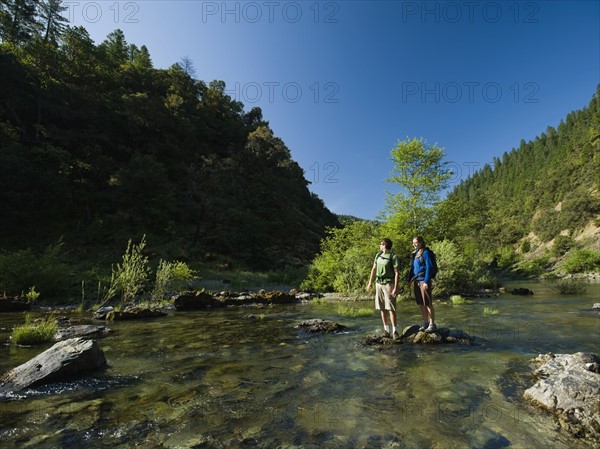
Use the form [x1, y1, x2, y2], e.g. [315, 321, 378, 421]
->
[441, 85, 600, 258]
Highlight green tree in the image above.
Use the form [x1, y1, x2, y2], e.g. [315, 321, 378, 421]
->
[385, 137, 452, 234]
[38, 0, 68, 44]
[0, 0, 39, 44]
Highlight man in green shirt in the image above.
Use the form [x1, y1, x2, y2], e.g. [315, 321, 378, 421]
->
[366, 238, 400, 338]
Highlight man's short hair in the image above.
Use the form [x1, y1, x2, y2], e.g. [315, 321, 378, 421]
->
[381, 238, 393, 250]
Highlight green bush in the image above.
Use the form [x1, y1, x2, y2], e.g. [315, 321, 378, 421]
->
[496, 245, 518, 269]
[428, 240, 475, 296]
[302, 221, 382, 293]
[551, 235, 575, 257]
[450, 295, 468, 304]
[152, 260, 196, 301]
[561, 249, 600, 274]
[104, 236, 151, 304]
[0, 240, 71, 298]
[483, 307, 499, 316]
[11, 314, 58, 345]
[545, 276, 588, 294]
[533, 209, 562, 242]
[517, 256, 551, 276]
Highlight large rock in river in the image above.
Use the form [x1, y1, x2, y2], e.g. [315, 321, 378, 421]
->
[524, 352, 600, 442]
[0, 337, 107, 392]
[173, 291, 224, 310]
[364, 324, 474, 346]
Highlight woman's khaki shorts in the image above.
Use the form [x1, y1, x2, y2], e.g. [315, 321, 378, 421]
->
[375, 282, 396, 311]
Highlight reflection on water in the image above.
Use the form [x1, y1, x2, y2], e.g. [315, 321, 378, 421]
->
[0, 280, 598, 448]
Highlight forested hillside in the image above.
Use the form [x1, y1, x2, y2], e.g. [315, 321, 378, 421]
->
[0, 5, 338, 270]
[304, 89, 600, 294]
[437, 87, 600, 260]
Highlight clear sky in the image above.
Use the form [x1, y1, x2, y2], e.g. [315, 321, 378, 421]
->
[67, 0, 600, 220]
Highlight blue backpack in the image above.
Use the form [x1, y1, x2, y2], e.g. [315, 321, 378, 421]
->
[414, 248, 438, 279]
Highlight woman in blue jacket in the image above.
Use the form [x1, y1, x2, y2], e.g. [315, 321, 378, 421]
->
[409, 236, 437, 333]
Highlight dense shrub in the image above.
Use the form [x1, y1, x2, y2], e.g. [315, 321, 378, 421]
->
[545, 276, 588, 294]
[517, 256, 552, 276]
[532, 209, 562, 242]
[302, 221, 381, 293]
[551, 235, 575, 257]
[560, 249, 600, 273]
[428, 240, 475, 296]
[151, 260, 196, 301]
[0, 241, 71, 298]
[496, 245, 518, 269]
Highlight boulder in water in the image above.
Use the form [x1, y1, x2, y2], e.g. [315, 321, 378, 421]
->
[0, 337, 107, 392]
[524, 352, 600, 442]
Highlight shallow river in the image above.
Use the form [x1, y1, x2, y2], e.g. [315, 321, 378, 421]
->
[0, 280, 598, 448]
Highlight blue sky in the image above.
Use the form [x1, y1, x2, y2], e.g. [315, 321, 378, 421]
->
[68, 1, 600, 220]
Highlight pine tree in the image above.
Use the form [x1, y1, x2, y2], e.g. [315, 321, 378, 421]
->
[38, 0, 68, 44]
[0, 0, 39, 44]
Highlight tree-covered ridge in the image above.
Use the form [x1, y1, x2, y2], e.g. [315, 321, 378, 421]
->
[0, 6, 339, 269]
[443, 86, 600, 250]
[304, 89, 600, 295]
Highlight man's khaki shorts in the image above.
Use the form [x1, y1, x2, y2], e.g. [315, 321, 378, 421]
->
[375, 282, 396, 311]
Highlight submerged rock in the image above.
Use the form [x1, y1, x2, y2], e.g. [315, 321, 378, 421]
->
[511, 288, 534, 295]
[524, 352, 600, 442]
[0, 337, 107, 392]
[94, 306, 167, 320]
[295, 319, 346, 333]
[53, 325, 111, 341]
[364, 324, 474, 346]
[260, 291, 296, 304]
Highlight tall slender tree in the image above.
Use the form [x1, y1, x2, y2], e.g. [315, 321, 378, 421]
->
[0, 0, 39, 44]
[385, 137, 452, 234]
[38, 0, 67, 44]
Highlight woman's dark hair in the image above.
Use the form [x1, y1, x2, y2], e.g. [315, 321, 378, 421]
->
[381, 238, 393, 250]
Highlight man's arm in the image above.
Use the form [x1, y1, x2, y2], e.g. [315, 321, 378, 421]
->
[366, 263, 376, 291]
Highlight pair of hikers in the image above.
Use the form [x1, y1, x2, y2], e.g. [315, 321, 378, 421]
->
[365, 236, 436, 338]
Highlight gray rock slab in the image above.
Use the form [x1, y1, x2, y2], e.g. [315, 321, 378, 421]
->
[0, 337, 107, 392]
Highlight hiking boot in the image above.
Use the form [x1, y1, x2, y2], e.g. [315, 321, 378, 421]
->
[383, 330, 391, 338]
[418, 322, 427, 331]
[424, 323, 437, 333]
[392, 331, 400, 340]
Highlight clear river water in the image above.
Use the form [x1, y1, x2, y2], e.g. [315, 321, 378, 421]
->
[0, 280, 598, 449]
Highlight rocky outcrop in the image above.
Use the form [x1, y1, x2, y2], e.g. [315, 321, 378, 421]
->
[94, 306, 167, 320]
[0, 337, 107, 392]
[260, 291, 296, 304]
[174, 290, 300, 310]
[295, 319, 346, 333]
[214, 291, 268, 306]
[524, 352, 600, 442]
[173, 291, 224, 310]
[0, 297, 31, 312]
[53, 325, 111, 341]
[364, 324, 474, 346]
